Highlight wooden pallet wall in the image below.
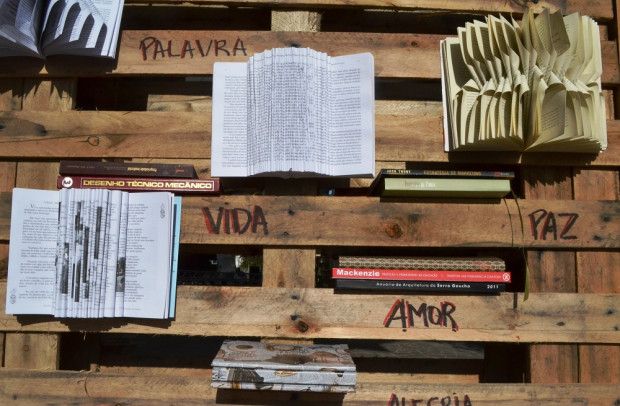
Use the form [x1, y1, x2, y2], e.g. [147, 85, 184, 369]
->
[0, 1, 618, 404]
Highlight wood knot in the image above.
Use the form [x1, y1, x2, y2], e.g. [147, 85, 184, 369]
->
[384, 223, 403, 239]
[296, 320, 309, 333]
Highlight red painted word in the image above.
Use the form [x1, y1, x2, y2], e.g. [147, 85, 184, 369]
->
[139, 37, 247, 61]
[388, 393, 472, 406]
[528, 209, 578, 240]
[383, 299, 458, 332]
[202, 206, 268, 235]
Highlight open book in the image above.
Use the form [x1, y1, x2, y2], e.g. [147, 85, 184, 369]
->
[212, 47, 375, 177]
[441, 8, 607, 152]
[0, 0, 123, 58]
[6, 188, 181, 319]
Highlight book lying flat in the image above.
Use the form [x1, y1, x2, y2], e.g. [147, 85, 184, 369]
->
[211, 340, 356, 392]
[59, 161, 197, 179]
[212, 47, 375, 178]
[335, 279, 506, 293]
[0, 0, 124, 58]
[6, 188, 181, 319]
[381, 177, 511, 198]
[441, 9, 606, 152]
[338, 256, 506, 271]
[332, 268, 512, 283]
[58, 175, 220, 195]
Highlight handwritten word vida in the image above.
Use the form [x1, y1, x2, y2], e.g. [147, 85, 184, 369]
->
[139, 37, 247, 61]
[383, 299, 459, 332]
[388, 393, 472, 406]
[202, 206, 268, 235]
[528, 209, 579, 240]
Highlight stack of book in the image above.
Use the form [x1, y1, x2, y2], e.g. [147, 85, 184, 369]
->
[332, 256, 510, 294]
[369, 168, 514, 198]
[6, 188, 181, 319]
[211, 340, 357, 392]
[58, 160, 220, 195]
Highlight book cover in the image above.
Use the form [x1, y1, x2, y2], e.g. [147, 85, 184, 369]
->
[334, 278, 506, 293]
[58, 176, 220, 195]
[60, 161, 196, 179]
[212, 366, 356, 386]
[332, 268, 512, 283]
[382, 177, 511, 198]
[369, 168, 515, 195]
[338, 256, 506, 272]
[212, 341, 356, 372]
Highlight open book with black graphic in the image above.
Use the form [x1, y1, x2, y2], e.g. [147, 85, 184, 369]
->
[441, 8, 607, 152]
[0, 0, 123, 58]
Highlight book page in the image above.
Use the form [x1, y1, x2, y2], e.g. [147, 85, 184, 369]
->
[327, 52, 375, 177]
[212, 62, 248, 177]
[114, 191, 128, 317]
[6, 189, 59, 315]
[124, 192, 173, 319]
[103, 190, 121, 317]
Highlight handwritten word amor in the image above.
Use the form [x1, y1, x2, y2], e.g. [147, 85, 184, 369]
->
[202, 206, 268, 235]
[528, 209, 579, 240]
[383, 299, 458, 332]
[139, 37, 247, 61]
[388, 393, 472, 406]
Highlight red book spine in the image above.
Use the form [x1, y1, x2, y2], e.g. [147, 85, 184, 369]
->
[58, 175, 220, 194]
[331, 268, 511, 283]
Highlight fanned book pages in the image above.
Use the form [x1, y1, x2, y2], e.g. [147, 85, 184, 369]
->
[5, 188, 181, 319]
[0, 0, 124, 58]
[441, 8, 607, 152]
[212, 47, 375, 177]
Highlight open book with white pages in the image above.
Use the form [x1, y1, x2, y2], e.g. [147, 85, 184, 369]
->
[5, 188, 181, 319]
[0, 0, 124, 58]
[212, 47, 375, 177]
[441, 8, 607, 152]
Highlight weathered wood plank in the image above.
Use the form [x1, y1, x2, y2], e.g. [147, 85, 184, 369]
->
[1, 194, 617, 248]
[0, 31, 617, 84]
[1, 109, 619, 167]
[1, 369, 619, 405]
[262, 248, 316, 288]
[0, 285, 618, 343]
[573, 169, 620, 384]
[95, 0, 620, 19]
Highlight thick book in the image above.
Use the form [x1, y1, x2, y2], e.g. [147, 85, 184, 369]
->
[59, 161, 196, 179]
[338, 256, 506, 272]
[332, 268, 512, 283]
[6, 188, 180, 319]
[211, 340, 356, 392]
[369, 169, 514, 195]
[0, 0, 124, 58]
[212, 47, 375, 178]
[441, 9, 607, 152]
[381, 177, 512, 198]
[335, 278, 506, 293]
[58, 175, 220, 194]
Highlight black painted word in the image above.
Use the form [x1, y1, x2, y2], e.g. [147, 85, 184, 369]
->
[388, 393, 472, 406]
[202, 206, 268, 235]
[528, 209, 579, 240]
[139, 37, 247, 61]
[383, 299, 458, 332]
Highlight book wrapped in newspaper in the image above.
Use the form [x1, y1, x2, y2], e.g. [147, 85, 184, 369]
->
[211, 340, 356, 392]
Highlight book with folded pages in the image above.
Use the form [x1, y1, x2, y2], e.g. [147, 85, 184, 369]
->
[441, 8, 607, 152]
[0, 0, 124, 58]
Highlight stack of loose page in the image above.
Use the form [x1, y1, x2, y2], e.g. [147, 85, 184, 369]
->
[441, 9, 607, 152]
[6, 188, 181, 319]
[212, 47, 375, 177]
[0, 0, 124, 58]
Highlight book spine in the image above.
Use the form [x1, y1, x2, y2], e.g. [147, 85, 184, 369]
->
[58, 176, 220, 194]
[212, 366, 357, 386]
[59, 161, 196, 178]
[332, 268, 512, 283]
[382, 169, 515, 179]
[338, 257, 506, 271]
[335, 278, 505, 293]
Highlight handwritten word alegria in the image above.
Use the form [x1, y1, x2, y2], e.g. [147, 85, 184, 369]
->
[202, 205, 268, 235]
[384, 299, 459, 332]
[388, 393, 472, 406]
[139, 37, 247, 61]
